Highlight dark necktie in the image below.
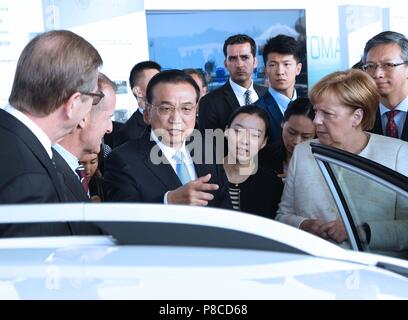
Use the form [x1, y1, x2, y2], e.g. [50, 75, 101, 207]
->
[244, 89, 252, 105]
[385, 110, 400, 138]
[75, 165, 89, 194]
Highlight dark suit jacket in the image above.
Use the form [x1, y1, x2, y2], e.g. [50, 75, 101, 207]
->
[52, 149, 90, 202]
[256, 91, 284, 143]
[0, 109, 72, 236]
[113, 111, 147, 147]
[198, 81, 267, 131]
[104, 129, 232, 209]
[104, 121, 124, 149]
[52, 148, 105, 235]
[0, 109, 66, 204]
[370, 109, 408, 141]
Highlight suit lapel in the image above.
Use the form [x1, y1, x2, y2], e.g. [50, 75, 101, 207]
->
[140, 130, 182, 190]
[0, 110, 66, 201]
[223, 82, 240, 111]
[264, 92, 283, 127]
[400, 115, 408, 141]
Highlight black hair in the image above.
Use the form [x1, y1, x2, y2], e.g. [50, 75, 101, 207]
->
[145, 69, 200, 104]
[183, 68, 208, 88]
[262, 34, 301, 65]
[128, 60, 161, 89]
[226, 104, 271, 140]
[282, 98, 315, 123]
[223, 34, 257, 57]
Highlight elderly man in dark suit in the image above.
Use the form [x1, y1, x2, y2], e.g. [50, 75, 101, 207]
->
[0, 30, 102, 236]
[113, 61, 161, 147]
[198, 34, 267, 131]
[53, 73, 117, 202]
[104, 70, 231, 209]
[0, 30, 102, 204]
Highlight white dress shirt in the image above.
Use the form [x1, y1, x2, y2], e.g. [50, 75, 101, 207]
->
[229, 78, 259, 106]
[150, 130, 197, 204]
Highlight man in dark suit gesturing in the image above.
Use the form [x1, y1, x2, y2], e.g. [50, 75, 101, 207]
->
[104, 70, 231, 208]
[198, 34, 267, 131]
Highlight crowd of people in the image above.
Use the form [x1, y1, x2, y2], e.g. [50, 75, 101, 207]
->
[1, 29, 407, 257]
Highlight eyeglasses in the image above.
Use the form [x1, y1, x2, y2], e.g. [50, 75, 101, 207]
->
[80, 91, 105, 105]
[362, 61, 408, 73]
[147, 103, 197, 116]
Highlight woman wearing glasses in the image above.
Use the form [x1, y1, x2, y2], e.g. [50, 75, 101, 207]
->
[275, 68, 408, 257]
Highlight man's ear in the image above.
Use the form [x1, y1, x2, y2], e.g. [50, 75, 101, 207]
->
[295, 62, 302, 76]
[63, 92, 82, 119]
[78, 113, 89, 129]
[143, 106, 150, 124]
[132, 86, 141, 98]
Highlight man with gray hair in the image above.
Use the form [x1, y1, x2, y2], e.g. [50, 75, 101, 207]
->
[53, 73, 116, 202]
[363, 31, 408, 140]
[0, 30, 102, 236]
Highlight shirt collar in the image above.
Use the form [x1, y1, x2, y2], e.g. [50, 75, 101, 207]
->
[4, 104, 53, 158]
[268, 87, 297, 110]
[379, 96, 408, 116]
[150, 129, 191, 164]
[229, 78, 255, 97]
[52, 144, 80, 173]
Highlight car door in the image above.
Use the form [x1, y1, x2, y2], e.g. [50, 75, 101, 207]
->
[311, 142, 408, 260]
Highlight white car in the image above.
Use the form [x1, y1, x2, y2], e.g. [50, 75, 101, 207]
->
[0, 203, 407, 300]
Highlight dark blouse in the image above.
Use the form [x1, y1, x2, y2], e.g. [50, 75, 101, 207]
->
[228, 166, 283, 219]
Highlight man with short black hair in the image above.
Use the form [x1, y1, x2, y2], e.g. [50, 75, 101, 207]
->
[114, 60, 161, 147]
[256, 34, 303, 143]
[198, 34, 267, 131]
[105, 70, 231, 208]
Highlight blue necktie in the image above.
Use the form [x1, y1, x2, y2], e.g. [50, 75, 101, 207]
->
[244, 89, 252, 105]
[173, 151, 191, 185]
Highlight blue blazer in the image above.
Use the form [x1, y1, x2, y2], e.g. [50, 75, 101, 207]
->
[255, 91, 283, 143]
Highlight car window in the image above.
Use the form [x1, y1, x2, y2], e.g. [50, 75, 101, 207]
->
[327, 162, 408, 260]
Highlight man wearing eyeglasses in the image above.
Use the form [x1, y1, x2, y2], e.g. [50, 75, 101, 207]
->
[363, 31, 408, 141]
[104, 70, 232, 208]
[53, 73, 115, 204]
[0, 30, 102, 208]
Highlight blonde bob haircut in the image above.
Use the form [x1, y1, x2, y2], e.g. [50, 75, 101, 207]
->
[309, 69, 379, 130]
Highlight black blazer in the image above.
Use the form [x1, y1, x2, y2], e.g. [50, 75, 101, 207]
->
[113, 111, 147, 147]
[104, 129, 232, 209]
[0, 109, 73, 237]
[198, 81, 267, 131]
[103, 121, 124, 149]
[370, 109, 408, 141]
[230, 166, 283, 219]
[52, 149, 90, 202]
[0, 109, 66, 203]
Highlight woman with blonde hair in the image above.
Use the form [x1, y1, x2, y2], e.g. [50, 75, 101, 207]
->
[276, 69, 408, 256]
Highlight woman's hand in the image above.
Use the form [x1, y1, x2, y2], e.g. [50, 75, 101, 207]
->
[299, 219, 328, 239]
[318, 219, 348, 243]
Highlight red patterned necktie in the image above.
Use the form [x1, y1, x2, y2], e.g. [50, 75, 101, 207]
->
[75, 165, 89, 194]
[385, 110, 400, 138]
